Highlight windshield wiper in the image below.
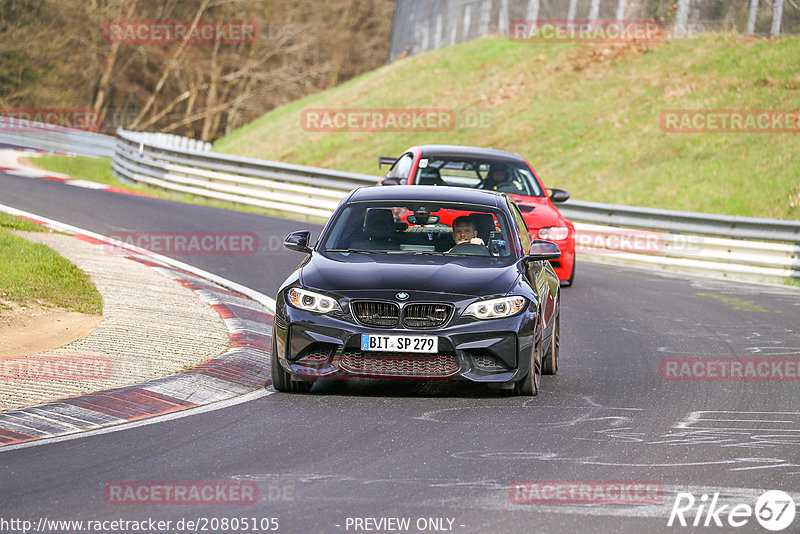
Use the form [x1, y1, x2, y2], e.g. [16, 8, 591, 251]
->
[324, 248, 380, 254]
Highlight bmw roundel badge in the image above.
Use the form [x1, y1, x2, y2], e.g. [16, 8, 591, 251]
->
[396, 292, 409, 300]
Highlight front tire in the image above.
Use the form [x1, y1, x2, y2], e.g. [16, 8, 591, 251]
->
[543, 299, 560, 375]
[515, 325, 542, 396]
[271, 331, 313, 393]
[560, 260, 575, 287]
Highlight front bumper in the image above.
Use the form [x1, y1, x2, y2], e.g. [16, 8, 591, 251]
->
[273, 292, 537, 385]
[549, 240, 575, 281]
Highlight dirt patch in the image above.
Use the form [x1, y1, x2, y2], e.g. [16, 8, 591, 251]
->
[570, 41, 657, 72]
[17, 155, 35, 168]
[0, 300, 101, 358]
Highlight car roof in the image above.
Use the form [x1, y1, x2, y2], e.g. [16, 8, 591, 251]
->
[350, 185, 505, 207]
[414, 144, 526, 164]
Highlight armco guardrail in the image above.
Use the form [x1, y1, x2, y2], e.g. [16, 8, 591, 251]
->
[124, 131, 212, 152]
[112, 128, 377, 220]
[573, 222, 799, 284]
[2, 121, 796, 284]
[559, 200, 800, 243]
[0, 118, 116, 157]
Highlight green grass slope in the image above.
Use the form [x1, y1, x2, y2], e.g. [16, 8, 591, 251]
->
[0, 214, 103, 314]
[215, 34, 800, 220]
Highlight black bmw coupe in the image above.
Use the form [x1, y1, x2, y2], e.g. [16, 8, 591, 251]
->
[272, 185, 562, 396]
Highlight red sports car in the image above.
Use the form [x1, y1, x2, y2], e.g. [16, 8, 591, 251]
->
[379, 145, 575, 285]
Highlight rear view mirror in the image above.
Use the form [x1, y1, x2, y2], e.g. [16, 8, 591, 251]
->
[529, 239, 561, 261]
[407, 215, 440, 225]
[284, 230, 312, 254]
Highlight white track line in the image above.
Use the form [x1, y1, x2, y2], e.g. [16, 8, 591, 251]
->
[0, 203, 279, 453]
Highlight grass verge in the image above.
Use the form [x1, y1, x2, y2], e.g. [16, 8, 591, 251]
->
[0, 211, 46, 232]
[0, 213, 103, 315]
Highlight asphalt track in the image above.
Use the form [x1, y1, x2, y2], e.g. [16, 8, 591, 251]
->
[1, 169, 800, 534]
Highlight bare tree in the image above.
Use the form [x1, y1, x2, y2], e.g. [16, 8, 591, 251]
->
[0, 0, 395, 139]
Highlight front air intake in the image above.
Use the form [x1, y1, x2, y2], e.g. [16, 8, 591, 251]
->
[352, 301, 399, 328]
[402, 303, 452, 328]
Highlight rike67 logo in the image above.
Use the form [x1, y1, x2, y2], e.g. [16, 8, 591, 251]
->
[668, 490, 796, 531]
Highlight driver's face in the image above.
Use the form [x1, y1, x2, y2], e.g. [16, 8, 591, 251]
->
[453, 222, 477, 244]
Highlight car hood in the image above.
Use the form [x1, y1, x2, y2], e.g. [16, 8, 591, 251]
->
[300, 252, 520, 296]
[511, 196, 571, 229]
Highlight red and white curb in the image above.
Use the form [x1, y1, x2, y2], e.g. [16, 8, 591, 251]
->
[0, 204, 276, 451]
[0, 148, 152, 197]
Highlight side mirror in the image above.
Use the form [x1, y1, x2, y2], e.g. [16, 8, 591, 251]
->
[284, 230, 312, 254]
[529, 239, 561, 261]
[381, 176, 403, 186]
[549, 188, 570, 203]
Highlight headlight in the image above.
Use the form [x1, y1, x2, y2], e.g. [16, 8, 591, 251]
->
[287, 288, 342, 314]
[538, 226, 569, 241]
[463, 296, 527, 320]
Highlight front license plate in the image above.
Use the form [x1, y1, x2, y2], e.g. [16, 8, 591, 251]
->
[361, 334, 438, 353]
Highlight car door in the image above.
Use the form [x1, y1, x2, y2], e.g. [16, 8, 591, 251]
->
[508, 198, 556, 324]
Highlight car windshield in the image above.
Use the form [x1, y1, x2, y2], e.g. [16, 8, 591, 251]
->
[320, 201, 515, 257]
[413, 158, 545, 197]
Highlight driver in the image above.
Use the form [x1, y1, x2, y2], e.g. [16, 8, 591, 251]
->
[483, 164, 514, 192]
[451, 216, 485, 247]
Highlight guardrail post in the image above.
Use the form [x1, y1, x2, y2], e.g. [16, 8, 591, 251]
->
[793, 244, 800, 280]
[771, 0, 784, 37]
[478, 0, 490, 35]
[448, 1, 458, 45]
[616, 0, 628, 21]
[567, 0, 578, 21]
[499, 0, 509, 34]
[526, 0, 540, 28]
[421, 17, 430, 49]
[675, 0, 691, 35]
[589, 0, 601, 21]
[429, 0, 441, 50]
[747, 0, 759, 34]
[462, 2, 472, 41]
